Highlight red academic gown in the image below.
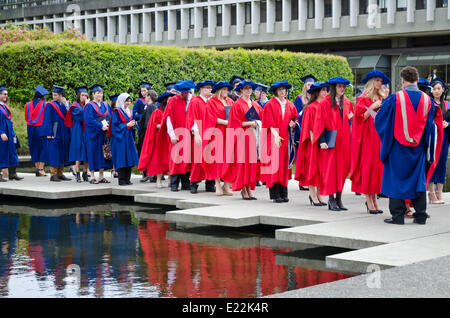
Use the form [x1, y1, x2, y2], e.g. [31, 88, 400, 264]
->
[186, 95, 207, 183]
[350, 93, 384, 194]
[222, 98, 264, 191]
[261, 97, 297, 188]
[202, 96, 234, 181]
[313, 94, 353, 196]
[294, 100, 321, 187]
[160, 94, 189, 176]
[138, 107, 169, 176]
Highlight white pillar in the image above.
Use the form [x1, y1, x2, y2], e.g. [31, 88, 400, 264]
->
[282, 0, 291, 32]
[208, 5, 217, 37]
[236, 2, 245, 35]
[194, 3, 203, 39]
[167, 8, 176, 41]
[350, 0, 359, 27]
[222, 4, 231, 36]
[298, 0, 307, 31]
[314, 0, 324, 29]
[386, 0, 395, 24]
[118, 13, 127, 44]
[155, 5, 164, 42]
[332, 0, 341, 29]
[266, 0, 275, 33]
[130, 7, 139, 43]
[85, 15, 94, 40]
[96, 10, 105, 42]
[426, 0, 435, 21]
[107, 9, 116, 43]
[251, 0, 260, 34]
[180, 2, 189, 40]
[142, 5, 152, 43]
[407, 0, 415, 23]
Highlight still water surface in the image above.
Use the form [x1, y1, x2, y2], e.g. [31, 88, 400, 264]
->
[0, 201, 353, 298]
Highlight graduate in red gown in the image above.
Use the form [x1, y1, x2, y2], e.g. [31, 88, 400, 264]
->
[138, 92, 175, 188]
[294, 82, 329, 206]
[202, 81, 234, 196]
[160, 80, 196, 191]
[350, 70, 390, 214]
[261, 81, 298, 203]
[222, 80, 263, 200]
[313, 77, 354, 211]
[186, 80, 216, 194]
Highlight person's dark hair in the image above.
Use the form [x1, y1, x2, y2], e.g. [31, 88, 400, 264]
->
[111, 100, 117, 109]
[148, 90, 158, 103]
[32, 93, 44, 101]
[160, 97, 171, 111]
[329, 84, 343, 110]
[306, 89, 321, 107]
[419, 86, 429, 94]
[75, 92, 87, 106]
[400, 66, 419, 83]
[430, 81, 447, 114]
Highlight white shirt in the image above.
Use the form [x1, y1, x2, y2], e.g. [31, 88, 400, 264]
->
[275, 97, 287, 118]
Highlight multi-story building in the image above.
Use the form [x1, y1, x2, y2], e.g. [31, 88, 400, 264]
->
[1, 0, 450, 91]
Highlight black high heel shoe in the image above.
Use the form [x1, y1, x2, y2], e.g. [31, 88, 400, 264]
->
[328, 199, 341, 211]
[241, 191, 252, 201]
[365, 202, 378, 215]
[309, 195, 323, 206]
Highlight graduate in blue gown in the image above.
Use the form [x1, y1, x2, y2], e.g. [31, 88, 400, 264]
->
[25, 85, 49, 177]
[66, 86, 90, 183]
[132, 81, 153, 139]
[110, 93, 139, 186]
[428, 78, 449, 204]
[375, 67, 435, 225]
[254, 83, 269, 108]
[83, 84, 113, 184]
[0, 85, 22, 182]
[40, 85, 72, 182]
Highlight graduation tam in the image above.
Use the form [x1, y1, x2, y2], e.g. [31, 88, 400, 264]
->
[75, 86, 89, 95]
[52, 85, 66, 94]
[268, 80, 293, 94]
[254, 83, 269, 92]
[327, 77, 351, 86]
[229, 75, 245, 86]
[174, 80, 196, 93]
[300, 74, 318, 84]
[90, 84, 105, 93]
[34, 85, 49, 97]
[430, 77, 448, 91]
[140, 81, 153, 89]
[361, 70, 391, 85]
[211, 81, 233, 93]
[109, 94, 120, 102]
[164, 82, 177, 90]
[195, 80, 215, 90]
[235, 80, 257, 93]
[307, 82, 330, 94]
[156, 92, 176, 104]
[0, 84, 6, 93]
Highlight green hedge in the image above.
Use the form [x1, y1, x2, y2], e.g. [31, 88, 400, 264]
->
[0, 40, 353, 104]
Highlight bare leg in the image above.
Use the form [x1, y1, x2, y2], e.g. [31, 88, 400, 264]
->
[436, 183, 445, 204]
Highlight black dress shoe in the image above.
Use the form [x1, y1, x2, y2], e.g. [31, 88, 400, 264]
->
[256, 181, 262, 187]
[250, 197, 258, 200]
[299, 186, 309, 191]
[328, 200, 341, 211]
[376, 210, 384, 214]
[282, 197, 289, 203]
[82, 172, 89, 182]
[171, 187, 179, 192]
[59, 175, 72, 181]
[384, 218, 404, 225]
[274, 198, 284, 203]
[50, 176, 61, 182]
[413, 219, 426, 225]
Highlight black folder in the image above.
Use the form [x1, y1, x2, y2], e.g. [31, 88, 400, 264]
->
[245, 106, 260, 121]
[325, 130, 338, 149]
[225, 106, 231, 120]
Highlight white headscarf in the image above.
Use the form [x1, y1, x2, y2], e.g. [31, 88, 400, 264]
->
[117, 93, 131, 117]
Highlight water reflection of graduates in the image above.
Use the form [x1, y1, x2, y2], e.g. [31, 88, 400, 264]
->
[0, 213, 19, 296]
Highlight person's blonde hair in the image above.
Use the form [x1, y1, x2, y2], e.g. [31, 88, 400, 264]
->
[214, 87, 228, 99]
[364, 77, 386, 100]
[301, 84, 309, 104]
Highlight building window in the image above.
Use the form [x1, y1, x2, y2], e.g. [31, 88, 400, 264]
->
[436, 0, 448, 7]
[217, 5, 222, 26]
[151, 12, 155, 32]
[176, 10, 181, 30]
[245, 2, 252, 24]
[231, 4, 236, 26]
[416, 0, 426, 9]
[397, 0, 407, 11]
[342, 0, 350, 15]
[164, 11, 168, 31]
[203, 7, 208, 27]
[275, 0, 282, 22]
[307, 0, 315, 19]
[325, 0, 332, 17]
[189, 8, 194, 29]
[260, 0, 267, 23]
[379, 0, 387, 12]
[292, 0, 299, 20]
[359, 0, 368, 14]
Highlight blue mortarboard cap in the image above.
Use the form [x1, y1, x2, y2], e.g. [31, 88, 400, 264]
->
[254, 83, 269, 92]
[307, 82, 330, 94]
[229, 75, 245, 86]
[34, 85, 49, 97]
[52, 85, 66, 94]
[361, 70, 391, 85]
[430, 77, 448, 91]
[300, 74, 318, 83]
[90, 84, 104, 93]
[164, 82, 177, 90]
[174, 80, 196, 93]
[211, 81, 233, 93]
[418, 78, 430, 87]
[74, 86, 89, 95]
[140, 81, 153, 89]
[109, 94, 120, 102]
[235, 80, 257, 93]
[268, 81, 293, 94]
[195, 80, 215, 90]
[0, 84, 6, 93]
[156, 92, 176, 104]
[327, 77, 351, 86]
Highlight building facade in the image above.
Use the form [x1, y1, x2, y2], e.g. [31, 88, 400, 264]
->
[1, 0, 450, 91]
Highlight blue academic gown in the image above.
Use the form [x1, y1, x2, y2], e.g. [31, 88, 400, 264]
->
[39, 101, 72, 167]
[132, 98, 146, 138]
[293, 96, 305, 147]
[0, 103, 19, 168]
[430, 101, 450, 184]
[0, 214, 19, 278]
[83, 101, 113, 171]
[68, 103, 88, 162]
[375, 87, 435, 199]
[110, 108, 139, 169]
[26, 100, 48, 163]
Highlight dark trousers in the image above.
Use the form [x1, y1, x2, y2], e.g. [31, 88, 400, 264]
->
[170, 172, 191, 190]
[269, 183, 288, 200]
[118, 167, 132, 185]
[389, 192, 427, 224]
